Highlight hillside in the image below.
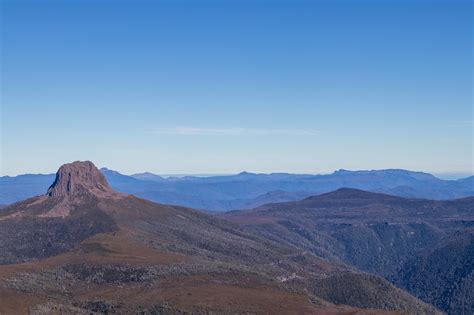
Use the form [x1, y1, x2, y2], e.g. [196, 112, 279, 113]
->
[393, 229, 474, 315]
[0, 161, 440, 314]
[223, 188, 474, 312]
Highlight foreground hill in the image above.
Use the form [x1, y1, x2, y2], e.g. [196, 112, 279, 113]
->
[1, 168, 473, 211]
[0, 161, 437, 314]
[223, 188, 474, 313]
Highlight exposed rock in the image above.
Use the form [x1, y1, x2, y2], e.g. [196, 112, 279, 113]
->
[47, 161, 112, 197]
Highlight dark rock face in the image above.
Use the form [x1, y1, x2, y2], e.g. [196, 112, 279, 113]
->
[47, 161, 112, 197]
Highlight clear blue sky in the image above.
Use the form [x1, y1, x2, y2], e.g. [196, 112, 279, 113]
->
[1, 0, 472, 176]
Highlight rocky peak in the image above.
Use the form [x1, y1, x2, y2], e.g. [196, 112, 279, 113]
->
[47, 161, 113, 197]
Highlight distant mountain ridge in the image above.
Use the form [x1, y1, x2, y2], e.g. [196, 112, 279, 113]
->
[1, 168, 472, 211]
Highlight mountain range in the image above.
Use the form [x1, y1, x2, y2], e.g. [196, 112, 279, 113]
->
[0, 161, 444, 314]
[1, 168, 472, 211]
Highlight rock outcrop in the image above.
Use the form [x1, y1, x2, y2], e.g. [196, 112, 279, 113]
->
[47, 161, 113, 197]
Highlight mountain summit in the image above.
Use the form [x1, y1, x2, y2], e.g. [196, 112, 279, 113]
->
[47, 161, 115, 198]
[0, 161, 122, 221]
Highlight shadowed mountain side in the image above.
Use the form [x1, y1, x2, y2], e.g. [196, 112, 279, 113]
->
[223, 188, 474, 276]
[222, 188, 474, 313]
[393, 228, 474, 315]
[0, 162, 439, 314]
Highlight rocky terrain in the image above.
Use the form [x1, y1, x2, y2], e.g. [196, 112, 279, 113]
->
[0, 161, 439, 314]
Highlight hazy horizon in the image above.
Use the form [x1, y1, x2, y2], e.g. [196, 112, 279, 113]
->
[1, 162, 472, 180]
[1, 0, 472, 176]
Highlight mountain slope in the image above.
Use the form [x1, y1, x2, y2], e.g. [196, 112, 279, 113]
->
[223, 188, 474, 313]
[393, 229, 474, 315]
[224, 188, 474, 275]
[0, 162, 438, 314]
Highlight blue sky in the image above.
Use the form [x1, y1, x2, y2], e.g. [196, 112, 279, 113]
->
[1, 0, 472, 176]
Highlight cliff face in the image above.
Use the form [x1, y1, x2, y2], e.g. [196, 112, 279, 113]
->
[47, 161, 113, 197]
